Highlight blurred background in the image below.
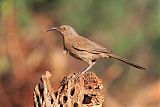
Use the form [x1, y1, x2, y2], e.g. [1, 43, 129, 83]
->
[0, 0, 159, 107]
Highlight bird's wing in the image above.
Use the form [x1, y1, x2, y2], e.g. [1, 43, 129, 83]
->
[72, 36, 112, 54]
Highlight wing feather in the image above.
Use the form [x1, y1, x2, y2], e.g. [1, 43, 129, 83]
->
[72, 36, 111, 54]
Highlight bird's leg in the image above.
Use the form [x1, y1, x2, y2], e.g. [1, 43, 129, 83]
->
[77, 60, 96, 78]
[61, 61, 95, 86]
[61, 63, 94, 86]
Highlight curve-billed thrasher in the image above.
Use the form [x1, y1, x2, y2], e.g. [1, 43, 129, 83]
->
[47, 25, 147, 77]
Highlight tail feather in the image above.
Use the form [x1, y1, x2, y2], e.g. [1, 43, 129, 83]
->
[109, 54, 147, 70]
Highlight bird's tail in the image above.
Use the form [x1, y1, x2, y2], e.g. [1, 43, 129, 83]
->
[108, 54, 147, 70]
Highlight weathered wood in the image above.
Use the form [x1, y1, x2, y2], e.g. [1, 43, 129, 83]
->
[33, 71, 104, 107]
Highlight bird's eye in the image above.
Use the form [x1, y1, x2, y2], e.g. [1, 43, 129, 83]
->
[60, 27, 66, 31]
[59, 27, 65, 34]
[62, 27, 66, 30]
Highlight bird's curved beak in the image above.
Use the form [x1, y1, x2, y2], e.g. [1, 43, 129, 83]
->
[47, 27, 59, 32]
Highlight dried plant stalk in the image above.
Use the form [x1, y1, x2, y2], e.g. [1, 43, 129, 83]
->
[33, 71, 104, 107]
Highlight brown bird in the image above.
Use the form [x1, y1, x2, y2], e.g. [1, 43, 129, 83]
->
[47, 25, 147, 77]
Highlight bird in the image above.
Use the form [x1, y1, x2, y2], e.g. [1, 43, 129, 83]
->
[47, 25, 147, 77]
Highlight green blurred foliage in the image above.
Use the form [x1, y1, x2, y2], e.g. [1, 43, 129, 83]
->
[1, 0, 159, 74]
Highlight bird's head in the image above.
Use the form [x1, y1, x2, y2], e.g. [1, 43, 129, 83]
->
[47, 25, 78, 36]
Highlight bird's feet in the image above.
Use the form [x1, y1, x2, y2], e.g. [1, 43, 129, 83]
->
[61, 72, 87, 86]
[60, 73, 80, 86]
[75, 72, 85, 79]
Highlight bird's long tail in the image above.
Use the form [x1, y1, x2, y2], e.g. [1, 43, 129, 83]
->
[108, 54, 147, 70]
